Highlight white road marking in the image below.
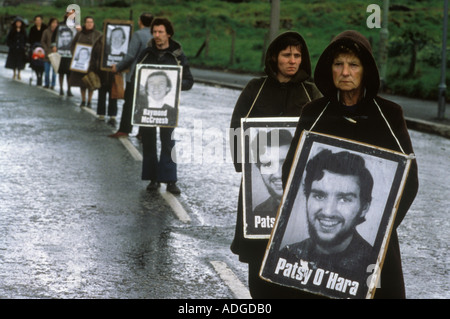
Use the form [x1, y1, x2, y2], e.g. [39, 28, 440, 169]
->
[159, 184, 191, 223]
[210, 260, 251, 299]
[118, 137, 143, 161]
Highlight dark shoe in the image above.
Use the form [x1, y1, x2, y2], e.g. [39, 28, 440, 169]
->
[60, 89, 64, 96]
[166, 182, 181, 195]
[80, 101, 86, 107]
[86, 102, 92, 108]
[67, 91, 73, 97]
[146, 181, 160, 191]
[107, 118, 116, 126]
[108, 131, 129, 138]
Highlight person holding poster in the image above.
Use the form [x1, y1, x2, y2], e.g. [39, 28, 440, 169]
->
[69, 16, 102, 107]
[89, 35, 117, 124]
[109, 12, 153, 138]
[282, 30, 419, 298]
[229, 31, 321, 298]
[137, 18, 193, 195]
[54, 12, 77, 96]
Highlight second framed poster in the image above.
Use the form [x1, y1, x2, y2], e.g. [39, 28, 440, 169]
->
[241, 117, 298, 239]
[132, 64, 182, 128]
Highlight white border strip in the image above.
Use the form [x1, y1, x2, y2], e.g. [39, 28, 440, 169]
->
[210, 260, 251, 299]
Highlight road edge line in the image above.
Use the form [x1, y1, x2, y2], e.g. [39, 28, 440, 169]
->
[210, 260, 251, 299]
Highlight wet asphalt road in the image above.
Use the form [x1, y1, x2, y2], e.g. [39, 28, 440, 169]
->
[0, 60, 449, 299]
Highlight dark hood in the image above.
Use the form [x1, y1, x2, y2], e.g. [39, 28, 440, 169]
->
[314, 30, 380, 100]
[264, 31, 312, 83]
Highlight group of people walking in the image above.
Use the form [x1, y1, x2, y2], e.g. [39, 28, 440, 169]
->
[5, 12, 193, 196]
[230, 30, 418, 299]
[5, 10, 418, 299]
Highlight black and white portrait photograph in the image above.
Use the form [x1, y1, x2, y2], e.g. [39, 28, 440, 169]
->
[132, 64, 182, 128]
[56, 25, 76, 57]
[69, 43, 92, 73]
[101, 20, 133, 70]
[260, 131, 413, 299]
[240, 118, 298, 239]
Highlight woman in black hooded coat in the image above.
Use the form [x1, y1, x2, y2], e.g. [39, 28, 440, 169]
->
[282, 30, 419, 299]
[229, 31, 321, 298]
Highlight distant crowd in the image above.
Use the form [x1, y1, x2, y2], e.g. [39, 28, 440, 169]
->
[3, 13, 117, 121]
[4, 10, 194, 197]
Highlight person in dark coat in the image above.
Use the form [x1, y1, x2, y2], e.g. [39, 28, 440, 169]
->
[5, 16, 28, 80]
[88, 35, 117, 124]
[282, 30, 419, 299]
[53, 12, 77, 96]
[137, 18, 194, 195]
[28, 15, 46, 45]
[69, 16, 102, 107]
[109, 12, 153, 138]
[229, 31, 321, 298]
[28, 15, 47, 86]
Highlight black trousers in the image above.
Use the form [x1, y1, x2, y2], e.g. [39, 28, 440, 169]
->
[97, 83, 117, 117]
[141, 126, 177, 183]
[117, 81, 134, 133]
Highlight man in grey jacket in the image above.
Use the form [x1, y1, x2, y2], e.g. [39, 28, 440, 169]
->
[109, 12, 153, 138]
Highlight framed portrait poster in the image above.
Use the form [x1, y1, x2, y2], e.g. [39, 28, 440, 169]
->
[240, 117, 298, 239]
[260, 131, 414, 299]
[56, 25, 76, 57]
[132, 64, 182, 128]
[69, 43, 92, 73]
[100, 19, 133, 71]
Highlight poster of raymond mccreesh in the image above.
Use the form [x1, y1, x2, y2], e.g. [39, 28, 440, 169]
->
[100, 20, 133, 71]
[241, 117, 298, 239]
[260, 131, 413, 299]
[132, 64, 182, 128]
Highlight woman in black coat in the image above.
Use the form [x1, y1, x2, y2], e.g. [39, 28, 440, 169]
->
[282, 30, 419, 299]
[5, 17, 28, 80]
[229, 31, 321, 298]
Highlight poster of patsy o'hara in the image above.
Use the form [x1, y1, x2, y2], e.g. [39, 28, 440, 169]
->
[132, 64, 182, 128]
[240, 117, 298, 239]
[259, 131, 413, 299]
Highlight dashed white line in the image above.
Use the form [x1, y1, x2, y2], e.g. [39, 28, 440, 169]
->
[118, 136, 143, 161]
[159, 184, 191, 223]
[210, 260, 251, 299]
